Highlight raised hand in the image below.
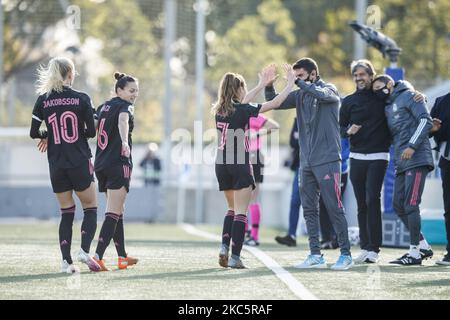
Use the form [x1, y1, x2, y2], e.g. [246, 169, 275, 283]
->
[282, 63, 295, 85]
[257, 64, 278, 87]
[264, 63, 278, 86]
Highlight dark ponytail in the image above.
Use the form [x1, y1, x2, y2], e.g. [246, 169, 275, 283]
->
[114, 71, 137, 93]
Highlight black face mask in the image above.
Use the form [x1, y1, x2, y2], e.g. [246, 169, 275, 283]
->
[306, 73, 315, 83]
[295, 73, 315, 87]
[374, 86, 390, 101]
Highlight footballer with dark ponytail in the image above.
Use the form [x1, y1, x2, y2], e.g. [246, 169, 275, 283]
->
[114, 72, 137, 93]
[92, 71, 139, 271]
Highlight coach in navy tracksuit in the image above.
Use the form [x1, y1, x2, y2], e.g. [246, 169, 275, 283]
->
[372, 75, 434, 266]
[430, 92, 450, 265]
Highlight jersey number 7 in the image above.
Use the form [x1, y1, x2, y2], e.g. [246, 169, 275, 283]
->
[217, 122, 229, 151]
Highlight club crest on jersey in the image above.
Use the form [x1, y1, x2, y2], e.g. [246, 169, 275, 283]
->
[128, 105, 135, 115]
[249, 103, 258, 108]
[393, 104, 398, 112]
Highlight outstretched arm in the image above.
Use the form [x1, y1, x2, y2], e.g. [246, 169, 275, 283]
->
[295, 79, 340, 103]
[242, 64, 278, 104]
[260, 64, 296, 113]
[264, 65, 296, 110]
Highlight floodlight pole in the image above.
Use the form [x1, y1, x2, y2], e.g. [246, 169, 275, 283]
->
[0, 3, 3, 126]
[194, 0, 207, 224]
[163, 0, 177, 187]
[354, 0, 367, 59]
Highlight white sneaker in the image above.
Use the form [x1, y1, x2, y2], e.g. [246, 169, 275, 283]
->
[330, 255, 354, 271]
[77, 249, 101, 272]
[364, 251, 379, 263]
[354, 250, 369, 264]
[293, 255, 327, 269]
[435, 254, 450, 266]
[61, 260, 80, 274]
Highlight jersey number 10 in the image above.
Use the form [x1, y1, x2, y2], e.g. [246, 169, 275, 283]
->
[48, 111, 78, 144]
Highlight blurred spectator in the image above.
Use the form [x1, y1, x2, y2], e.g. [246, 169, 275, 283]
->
[140, 143, 161, 186]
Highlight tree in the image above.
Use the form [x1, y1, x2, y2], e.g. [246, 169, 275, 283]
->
[2, 0, 65, 81]
[205, 0, 297, 142]
[370, 0, 450, 89]
[73, 0, 164, 142]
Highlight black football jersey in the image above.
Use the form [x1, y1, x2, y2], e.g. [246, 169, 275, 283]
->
[31, 87, 96, 168]
[94, 97, 134, 171]
[215, 102, 262, 164]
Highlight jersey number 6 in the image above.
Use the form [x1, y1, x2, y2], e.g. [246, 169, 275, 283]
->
[97, 118, 108, 150]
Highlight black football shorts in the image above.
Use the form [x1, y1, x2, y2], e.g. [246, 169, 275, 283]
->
[49, 159, 94, 193]
[215, 163, 255, 191]
[95, 163, 132, 193]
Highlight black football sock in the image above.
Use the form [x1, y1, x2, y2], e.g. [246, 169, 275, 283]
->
[95, 212, 120, 260]
[222, 210, 235, 248]
[59, 205, 75, 264]
[81, 207, 97, 253]
[113, 215, 127, 258]
[231, 214, 247, 258]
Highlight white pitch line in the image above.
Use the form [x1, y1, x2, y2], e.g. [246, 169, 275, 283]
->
[180, 223, 318, 300]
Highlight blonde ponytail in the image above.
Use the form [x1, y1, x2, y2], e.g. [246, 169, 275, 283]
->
[36, 57, 75, 96]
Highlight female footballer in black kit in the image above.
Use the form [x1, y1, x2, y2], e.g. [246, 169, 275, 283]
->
[214, 64, 295, 268]
[30, 57, 101, 273]
[93, 72, 139, 271]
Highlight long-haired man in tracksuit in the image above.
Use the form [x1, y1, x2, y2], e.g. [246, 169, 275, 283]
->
[266, 58, 353, 270]
[372, 75, 434, 265]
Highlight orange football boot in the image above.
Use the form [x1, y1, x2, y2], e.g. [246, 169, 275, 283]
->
[118, 256, 139, 270]
[93, 256, 109, 271]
